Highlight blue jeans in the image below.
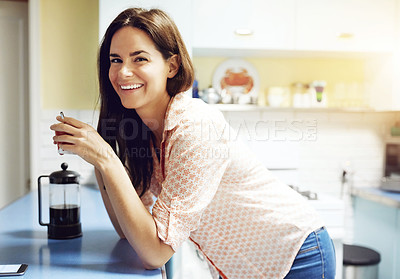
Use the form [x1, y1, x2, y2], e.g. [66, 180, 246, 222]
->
[218, 227, 336, 279]
[284, 227, 336, 279]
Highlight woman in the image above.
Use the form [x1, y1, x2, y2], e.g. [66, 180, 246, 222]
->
[50, 7, 336, 279]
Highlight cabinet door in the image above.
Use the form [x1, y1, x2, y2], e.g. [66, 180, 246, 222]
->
[295, 0, 396, 52]
[192, 0, 295, 51]
[397, 211, 400, 277]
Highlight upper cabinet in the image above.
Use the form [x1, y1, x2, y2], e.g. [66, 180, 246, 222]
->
[100, 0, 397, 54]
[192, 0, 296, 52]
[192, 0, 397, 54]
[295, 0, 397, 53]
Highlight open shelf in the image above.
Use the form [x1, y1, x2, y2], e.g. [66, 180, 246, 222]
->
[210, 104, 382, 113]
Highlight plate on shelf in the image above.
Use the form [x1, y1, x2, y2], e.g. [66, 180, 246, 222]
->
[212, 59, 259, 104]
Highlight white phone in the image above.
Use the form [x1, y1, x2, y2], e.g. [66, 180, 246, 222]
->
[0, 264, 28, 277]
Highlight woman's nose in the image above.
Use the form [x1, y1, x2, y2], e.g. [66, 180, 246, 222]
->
[120, 64, 134, 77]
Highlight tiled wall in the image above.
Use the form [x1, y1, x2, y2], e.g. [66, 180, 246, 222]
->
[222, 109, 400, 196]
[39, 108, 400, 195]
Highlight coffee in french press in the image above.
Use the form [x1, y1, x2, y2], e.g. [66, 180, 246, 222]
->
[38, 162, 82, 239]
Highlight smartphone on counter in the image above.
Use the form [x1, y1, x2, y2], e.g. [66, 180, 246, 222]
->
[0, 264, 28, 277]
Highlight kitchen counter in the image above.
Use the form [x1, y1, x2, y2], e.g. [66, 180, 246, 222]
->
[0, 185, 162, 279]
[351, 187, 400, 208]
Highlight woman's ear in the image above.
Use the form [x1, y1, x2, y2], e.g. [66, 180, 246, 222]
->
[167, 54, 180, 78]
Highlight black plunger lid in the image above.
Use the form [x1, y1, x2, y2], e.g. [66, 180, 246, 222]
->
[49, 163, 80, 184]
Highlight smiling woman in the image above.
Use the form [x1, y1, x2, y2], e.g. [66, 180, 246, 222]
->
[50, 7, 336, 279]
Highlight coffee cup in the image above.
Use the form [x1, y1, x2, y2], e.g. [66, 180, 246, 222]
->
[55, 131, 72, 155]
[55, 112, 72, 155]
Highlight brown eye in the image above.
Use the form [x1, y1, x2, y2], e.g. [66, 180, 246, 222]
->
[110, 58, 122, 63]
[134, 57, 147, 62]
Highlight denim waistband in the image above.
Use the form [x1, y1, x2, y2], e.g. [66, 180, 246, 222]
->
[314, 226, 326, 234]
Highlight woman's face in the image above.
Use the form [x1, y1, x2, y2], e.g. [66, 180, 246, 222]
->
[108, 26, 176, 112]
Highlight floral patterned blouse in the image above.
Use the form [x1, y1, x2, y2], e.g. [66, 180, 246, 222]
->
[140, 93, 324, 279]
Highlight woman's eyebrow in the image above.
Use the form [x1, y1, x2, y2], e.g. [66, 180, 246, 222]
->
[129, 50, 149, 56]
[109, 50, 150, 57]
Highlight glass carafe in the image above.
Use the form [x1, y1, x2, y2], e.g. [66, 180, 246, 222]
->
[38, 162, 82, 239]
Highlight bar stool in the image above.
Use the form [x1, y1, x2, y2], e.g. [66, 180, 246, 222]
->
[343, 244, 381, 279]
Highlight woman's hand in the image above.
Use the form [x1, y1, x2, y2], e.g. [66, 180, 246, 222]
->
[50, 116, 117, 169]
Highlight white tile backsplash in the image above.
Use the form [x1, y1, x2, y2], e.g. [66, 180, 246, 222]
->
[247, 140, 300, 169]
[221, 110, 400, 197]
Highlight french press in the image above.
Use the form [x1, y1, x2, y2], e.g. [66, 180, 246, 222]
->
[38, 162, 82, 239]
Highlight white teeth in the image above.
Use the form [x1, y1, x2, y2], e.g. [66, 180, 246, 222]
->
[120, 84, 143, 90]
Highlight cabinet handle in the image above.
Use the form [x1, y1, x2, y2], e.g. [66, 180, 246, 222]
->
[337, 33, 354, 39]
[234, 28, 253, 36]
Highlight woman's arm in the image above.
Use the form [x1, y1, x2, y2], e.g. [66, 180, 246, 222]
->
[96, 156, 174, 269]
[95, 168, 125, 239]
[51, 116, 174, 269]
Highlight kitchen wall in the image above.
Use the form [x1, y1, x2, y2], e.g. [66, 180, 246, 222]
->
[40, 0, 98, 110]
[35, 0, 99, 184]
[221, 109, 400, 195]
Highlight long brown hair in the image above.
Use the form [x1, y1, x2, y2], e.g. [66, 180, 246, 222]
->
[97, 8, 194, 196]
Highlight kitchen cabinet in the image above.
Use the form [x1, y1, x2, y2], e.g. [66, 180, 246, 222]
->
[352, 187, 400, 279]
[192, 0, 397, 54]
[295, 0, 397, 53]
[397, 211, 400, 277]
[192, 0, 296, 52]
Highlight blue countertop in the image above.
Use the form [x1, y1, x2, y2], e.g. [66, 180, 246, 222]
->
[0, 185, 162, 278]
[352, 187, 400, 208]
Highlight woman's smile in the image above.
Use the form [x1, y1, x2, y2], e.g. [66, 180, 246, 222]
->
[120, 83, 144, 90]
